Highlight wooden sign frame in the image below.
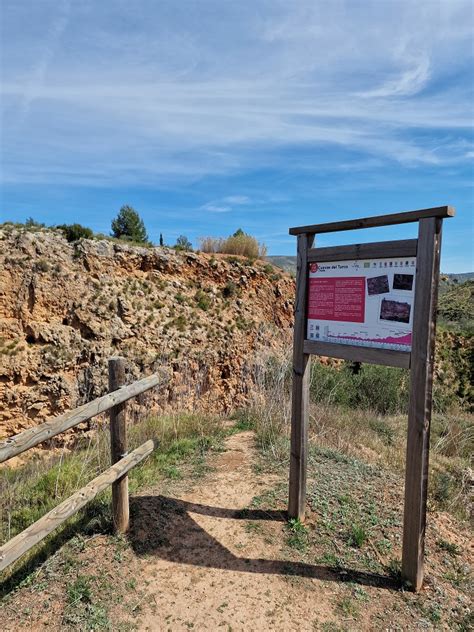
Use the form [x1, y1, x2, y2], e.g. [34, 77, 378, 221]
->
[288, 205, 455, 591]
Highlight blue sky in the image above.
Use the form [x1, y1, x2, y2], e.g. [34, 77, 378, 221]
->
[0, 1, 473, 271]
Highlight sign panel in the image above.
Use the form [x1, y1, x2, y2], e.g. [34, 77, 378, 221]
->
[307, 257, 416, 351]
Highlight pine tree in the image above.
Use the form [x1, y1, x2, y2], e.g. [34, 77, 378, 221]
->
[111, 206, 149, 244]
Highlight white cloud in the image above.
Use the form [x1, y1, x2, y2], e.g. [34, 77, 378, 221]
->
[223, 196, 250, 205]
[200, 203, 231, 213]
[358, 55, 431, 98]
[0, 0, 473, 186]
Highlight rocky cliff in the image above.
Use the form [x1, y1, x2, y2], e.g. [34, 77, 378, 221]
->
[0, 226, 294, 438]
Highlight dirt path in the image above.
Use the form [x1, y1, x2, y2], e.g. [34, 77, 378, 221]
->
[3, 430, 471, 630]
[133, 431, 334, 631]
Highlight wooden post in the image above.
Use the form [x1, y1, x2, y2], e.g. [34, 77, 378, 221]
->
[108, 357, 129, 533]
[288, 233, 314, 520]
[402, 217, 442, 590]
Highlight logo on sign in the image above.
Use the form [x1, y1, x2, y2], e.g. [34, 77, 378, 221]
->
[310, 263, 318, 273]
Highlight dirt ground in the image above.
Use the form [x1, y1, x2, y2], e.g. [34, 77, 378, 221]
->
[1, 430, 472, 630]
[133, 431, 337, 630]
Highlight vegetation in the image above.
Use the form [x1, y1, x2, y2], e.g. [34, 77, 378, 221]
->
[25, 217, 45, 229]
[233, 349, 473, 521]
[110, 205, 149, 244]
[438, 279, 474, 334]
[200, 229, 267, 259]
[0, 412, 226, 589]
[174, 235, 193, 251]
[57, 223, 94, 242]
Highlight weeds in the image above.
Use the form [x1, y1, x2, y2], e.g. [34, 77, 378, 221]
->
[286, 518, 309, 552]
[0, 412, 226, 588]
[347, 524, 368, 548]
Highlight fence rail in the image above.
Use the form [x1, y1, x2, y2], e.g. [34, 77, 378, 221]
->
[0, 371, 166, 464]
[0, 357, 166, 572]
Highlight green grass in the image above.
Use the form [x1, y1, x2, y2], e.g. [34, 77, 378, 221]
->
[285, 518, 309, 552]
[0, 412, 227, 591]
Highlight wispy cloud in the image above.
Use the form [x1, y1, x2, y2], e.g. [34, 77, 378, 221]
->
[200, 195, 250, 213]
[0, 0, 472, 188]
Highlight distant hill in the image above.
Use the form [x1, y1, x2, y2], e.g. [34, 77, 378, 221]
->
[266, 256, 297, 275]
[445, 272, 474, 283]
[268, 255, 473, 284]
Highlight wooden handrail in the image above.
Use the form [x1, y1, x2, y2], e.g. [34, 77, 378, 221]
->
[0, 371, 167, 464]
[0, 440, 155, 572]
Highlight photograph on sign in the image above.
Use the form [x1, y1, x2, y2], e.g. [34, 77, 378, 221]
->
[307, 257, 416, 351]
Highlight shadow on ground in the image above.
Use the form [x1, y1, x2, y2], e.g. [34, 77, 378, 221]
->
[129, 495, 400, 590]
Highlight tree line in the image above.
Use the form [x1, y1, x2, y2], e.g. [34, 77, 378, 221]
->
[18, 205, 267, 258]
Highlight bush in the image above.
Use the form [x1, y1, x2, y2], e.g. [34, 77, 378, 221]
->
[57, 223, 94, 242]
[310, 362, 409, 415]
[111, 205, 149, 244]
[25, 217, 45, 229]
[199, 230, 267, 259]
[174, 235, 193, 251]
[195, 289, 211, 311]
[222, 281, 237, 298]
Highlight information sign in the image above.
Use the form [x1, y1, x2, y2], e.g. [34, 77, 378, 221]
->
[307, 257, 416, 351]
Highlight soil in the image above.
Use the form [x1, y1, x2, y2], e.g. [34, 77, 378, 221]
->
[1, 430, 472, 631]
[133, 431, 336, 631]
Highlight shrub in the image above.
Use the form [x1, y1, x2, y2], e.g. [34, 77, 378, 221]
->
[57, 223, 94, 242]
[199, 236, 225, 253]
[222, 281, 237, 298]
[174, 235, 193, 251]
[25, 217, 45, 229]
[310, 362, 409, 415]
[35, 259, 50, 272]
[263, 264, 274, 275]
[195, 289, 211, 311]
[199, 230, 267, 259]
[111, 205, 149, 244]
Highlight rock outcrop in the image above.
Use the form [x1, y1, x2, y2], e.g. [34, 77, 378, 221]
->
[0, 227, 294, 438]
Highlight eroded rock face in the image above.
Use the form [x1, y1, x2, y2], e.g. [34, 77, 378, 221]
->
[0, 228, 294, 438]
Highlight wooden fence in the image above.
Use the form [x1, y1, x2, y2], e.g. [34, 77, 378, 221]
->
[0, 357, 167, 572]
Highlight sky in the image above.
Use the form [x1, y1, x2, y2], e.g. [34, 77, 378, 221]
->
[0, 0, 473, 271]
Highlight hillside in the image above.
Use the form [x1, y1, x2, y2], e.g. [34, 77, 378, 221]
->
[1, 227, 472, 441]
[438, 280, 474, 331]
[0, 226, 294, 439]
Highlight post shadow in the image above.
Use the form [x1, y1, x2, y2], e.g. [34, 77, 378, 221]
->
[129, 495, 400, 591]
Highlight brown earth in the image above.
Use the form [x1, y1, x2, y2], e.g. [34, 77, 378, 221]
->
[0, 227, 294, 439]
[2, 430, 472, 631]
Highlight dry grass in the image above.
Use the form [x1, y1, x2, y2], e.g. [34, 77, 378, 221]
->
[199, 233, 267, 258]
[234, 352, 473, 522]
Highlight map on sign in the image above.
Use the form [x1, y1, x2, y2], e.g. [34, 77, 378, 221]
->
[307, 257, 416, 351]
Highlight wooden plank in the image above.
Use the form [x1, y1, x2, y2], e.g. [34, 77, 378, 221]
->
[109, 357, 129, 533]
[0, 372, 167, 464]
[288, 232, 314, 520]
[0, 440, 155, 572]
[303, 340, 411, 369]
[289, 206, 454, 235]
[402, 217, 442, 591]
[307, 239, 417, 263]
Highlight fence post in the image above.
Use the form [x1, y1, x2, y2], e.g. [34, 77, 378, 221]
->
[108, 356, 129, 533]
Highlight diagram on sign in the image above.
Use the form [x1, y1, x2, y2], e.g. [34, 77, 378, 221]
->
[307, 257, 416, 351]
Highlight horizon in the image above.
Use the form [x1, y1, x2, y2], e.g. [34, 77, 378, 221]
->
[1, 1, 473, 272]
